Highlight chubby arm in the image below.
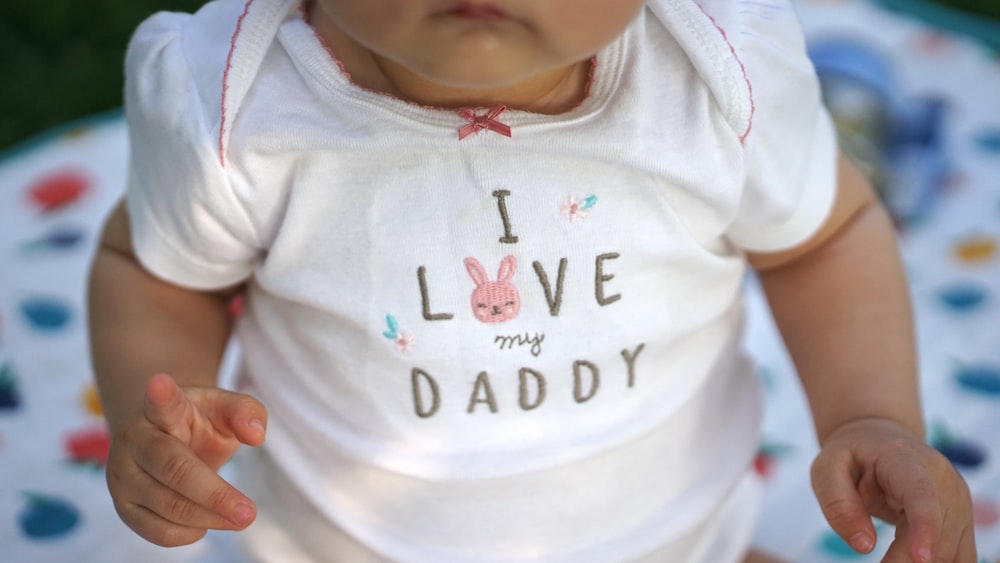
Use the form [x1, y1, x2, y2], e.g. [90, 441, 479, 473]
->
[748, 152, 921, 441]
[748, 153, 975, 562]
[88, 200, 266, 546]
[88, 200, 237, 431]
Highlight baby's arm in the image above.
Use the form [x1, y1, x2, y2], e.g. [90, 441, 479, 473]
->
[88, 200, 267, 546]
[748, 153, 976, 562]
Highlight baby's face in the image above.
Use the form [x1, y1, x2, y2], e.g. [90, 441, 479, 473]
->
[310, 0, 645, 90]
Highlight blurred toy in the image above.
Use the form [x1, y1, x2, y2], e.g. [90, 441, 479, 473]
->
[809, 39, 948, 226]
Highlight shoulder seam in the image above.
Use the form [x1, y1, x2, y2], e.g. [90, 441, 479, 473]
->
[219, 0, 257, 166]
[695, 4, 756, 144]
[650, 0, 757, 145]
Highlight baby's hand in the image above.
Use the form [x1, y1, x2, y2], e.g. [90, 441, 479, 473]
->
[811, 417, 976, 562]
[106, 373, 267, 546]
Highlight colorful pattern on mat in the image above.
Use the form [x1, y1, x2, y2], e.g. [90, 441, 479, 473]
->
[750, 0, 1000, 560]
[0, 119, 238, 562]
[0, 0, 998, 560]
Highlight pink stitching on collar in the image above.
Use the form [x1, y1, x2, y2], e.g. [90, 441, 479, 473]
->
[697, 6, 755, 145]
[219, 0, 256, 166]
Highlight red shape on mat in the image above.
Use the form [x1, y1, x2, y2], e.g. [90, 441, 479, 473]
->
[64, 426, 110, 466]
[27, 169, 91, 212]
[753, 452, 774, 479]
[974, 497, 1000, 528]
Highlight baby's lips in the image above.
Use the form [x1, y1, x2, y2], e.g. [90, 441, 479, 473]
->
[446, 2, 508, 21]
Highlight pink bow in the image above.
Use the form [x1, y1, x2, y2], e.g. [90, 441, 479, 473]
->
[458, 105, 512, 140]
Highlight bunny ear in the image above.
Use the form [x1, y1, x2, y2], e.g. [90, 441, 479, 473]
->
[497, 255, 517, 282]
[464, 257, 488, 286]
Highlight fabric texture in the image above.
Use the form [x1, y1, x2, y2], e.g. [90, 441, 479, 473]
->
[121, 0, 837, 560]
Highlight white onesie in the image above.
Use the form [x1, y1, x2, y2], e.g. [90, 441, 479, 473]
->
[123, 0, 837, 560]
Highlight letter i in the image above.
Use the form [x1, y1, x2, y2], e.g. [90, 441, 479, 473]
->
[492, 189, 519, 244]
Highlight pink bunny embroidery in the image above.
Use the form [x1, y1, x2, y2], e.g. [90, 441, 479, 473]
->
[464, 256, 521, 324]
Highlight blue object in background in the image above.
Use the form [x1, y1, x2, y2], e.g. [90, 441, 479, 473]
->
[18, 492, 81, 539]
[955, 363, 1000, 396]
[937, 282, 989, 312]
[19, 296, 73, 332]
[19, 225, 86, 255]
[809, 39, 949, 225]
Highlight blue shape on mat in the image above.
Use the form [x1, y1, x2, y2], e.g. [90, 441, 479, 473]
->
[955, 364, 1000, 396]
[974, 129, 1000, 153]
[18, 492, 80, 539]
[20, 226, 86, 254]
[931, 422, 988, 469]
[19, 297, 72, 331]
[936, 440, 988, 469]
[819, 529, 867, 558]
[937, 283, 988, 312]
[0, 362, 22, 410]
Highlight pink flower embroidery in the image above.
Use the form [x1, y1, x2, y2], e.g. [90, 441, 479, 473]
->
[394, 331, 415, 354]
[383, 314, 414, 353]
[561, 195, 597, 222]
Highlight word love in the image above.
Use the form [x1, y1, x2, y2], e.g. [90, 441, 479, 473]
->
[418, 253, 622, 323]
[409, 343, 645, 418]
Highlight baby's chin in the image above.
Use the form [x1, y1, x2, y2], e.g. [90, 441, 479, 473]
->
[403, 59, 584, 105]
[414, 63, 549, 90]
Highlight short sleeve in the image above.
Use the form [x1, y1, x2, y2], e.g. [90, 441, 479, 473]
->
[722, 0, 838, 253]
[124, 11, 259, 290]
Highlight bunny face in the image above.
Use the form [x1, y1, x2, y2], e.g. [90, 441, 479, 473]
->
[464, 256, 521, 324]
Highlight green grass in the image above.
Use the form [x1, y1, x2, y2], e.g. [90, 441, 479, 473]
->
[938, 0, 1000, 19]
[0, 0, 996, 151]
[0, 1, 204, 150]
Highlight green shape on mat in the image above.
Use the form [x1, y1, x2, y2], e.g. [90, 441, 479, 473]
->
[873, 0, 1000, 49]
[0, 361, 21, 410]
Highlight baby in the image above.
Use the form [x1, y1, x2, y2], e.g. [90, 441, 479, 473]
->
[88, 0, 976, 561]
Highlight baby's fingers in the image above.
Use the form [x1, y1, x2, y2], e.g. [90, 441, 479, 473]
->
[898, 473, 942, 563]
[138, 433, 256, 530]
[899, 484, 977, 563]
[954, 527, 979, 563]
[887, 448, 976, 563]
[811, 454, 877, 555]
[205, 388, 268, 447]
[143, 373, 193, 439]
[117, 502, 211, 547]
[131, 467, 248, 530]
[115, 473, 247, 546]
